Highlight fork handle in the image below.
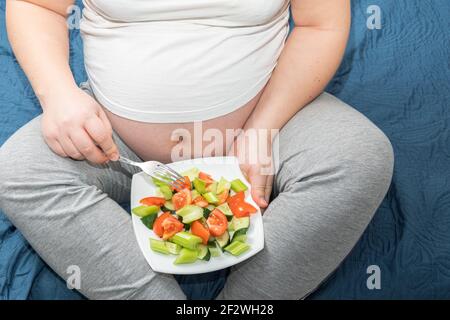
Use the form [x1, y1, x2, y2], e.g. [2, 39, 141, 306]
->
[118, 156, 139, 167]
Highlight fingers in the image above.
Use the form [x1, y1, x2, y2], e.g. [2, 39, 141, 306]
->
[264, 175, 274, 204]
[41, 121, 68, 158]
[248, 166, 269, 208]
[84, 115, 119, 161]
[59, 135, 84, 160]
[70, 128, 109, 164]
[46, 138, 68, 158]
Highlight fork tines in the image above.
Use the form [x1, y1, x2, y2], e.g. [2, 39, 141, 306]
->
[152, 164, 185, 190]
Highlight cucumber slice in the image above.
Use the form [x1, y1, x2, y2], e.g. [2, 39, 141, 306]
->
[197, 244, 210, 261]
[227, 221, 235, 232]
[161, 200, 175, 213]
[193, 178, 207, 194]
[176, 205, 201, 217]
[181, 210, 203, 224]
[174, 248, 198, 264]
[230, 179, 248, 193]
[165, 241, 182, 255]
[216, 203, 233, 220]
[231, 228, 248, 243]
[176, 205, 204, 224]
[191, 189, 200, 200]
[170, 231, 202, 250]
[203, 192, 219, 204]
[150, 239, 182, 255]
[217, 177, 231, 194]
[215, 231, 230, 249]
[181, 167, 200, 182]
[158, 185, 173, 200]
[152, 177, 170, 187]
[208, 242, 222, 257]
[206, 204, 215, 211]
[150, 239, 170, 255]
[224, 241, 250, 256]
[141, 214, 158, 230]
[176, 215, 191, 231]
[132, 205, 160, 218]
[154, 189, 164, 198]
[232, 216, 250, 232]
[206, 181, 218, 194]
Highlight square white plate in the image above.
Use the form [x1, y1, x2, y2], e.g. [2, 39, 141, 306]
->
[131, 156, 264, 275]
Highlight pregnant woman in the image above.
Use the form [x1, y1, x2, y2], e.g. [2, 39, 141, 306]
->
[0, 0, 393, 299]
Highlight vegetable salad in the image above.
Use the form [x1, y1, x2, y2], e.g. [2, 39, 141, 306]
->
[132, 167, 258, 264]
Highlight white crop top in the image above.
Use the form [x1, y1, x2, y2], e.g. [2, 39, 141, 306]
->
[80, 0, 290, 123]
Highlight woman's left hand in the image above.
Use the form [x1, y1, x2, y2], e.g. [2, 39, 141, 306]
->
[227, 131, 275, 210]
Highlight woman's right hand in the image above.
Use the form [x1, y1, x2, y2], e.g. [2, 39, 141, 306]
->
[40, 86, 119, 164]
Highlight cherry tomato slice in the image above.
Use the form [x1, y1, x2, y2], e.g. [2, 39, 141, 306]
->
[191, 220, 210, 245]
[206, 209, 228, 237]
[228, 191, 245, 202]
[173, 176, 191, 192]
[161, 216, 184, 240]
[216, 189, 229, 205]
[153, 212, 172, 238]
[172, 188, 192, 210]
[228, 201, 250, 218]
[139, 196, 166, 207]
[193, 196, 209, 208]
[199, 172, 214, 185]
[227, 192, 257, 218]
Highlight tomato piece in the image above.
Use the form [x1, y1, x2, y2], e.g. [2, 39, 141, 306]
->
[172, 188, 192, 210]
[139, 196, 166, 207]
[229, 202, 258, 218]
[191, 220, 210, 245]
[216, 189, 229, 205]
[183, 176, 191, 188]
[228, 191, 245, 202]
[193, 196, 209, 208]
[153, 212, 172, 238]
[199, 172, 214, 185]
[173, 176, 191, 192]
[227, 192, 257, 218]
[243, 202, 257, 214]
[206, 209, 228, 237]
[161, 216, 184, 240]
[228, 201, 250, 218]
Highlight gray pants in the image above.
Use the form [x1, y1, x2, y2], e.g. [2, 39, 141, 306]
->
[0, 93, 393, 299]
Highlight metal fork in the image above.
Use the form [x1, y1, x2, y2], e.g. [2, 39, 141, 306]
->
[118, 156, 185, 190]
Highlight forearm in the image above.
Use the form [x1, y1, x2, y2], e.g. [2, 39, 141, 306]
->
[6, 0, 76, 108]
[244, 25, 350, 132]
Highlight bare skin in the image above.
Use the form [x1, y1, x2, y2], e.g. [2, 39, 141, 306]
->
[106, 90, 263, 164]
[6, 0, 350, 208]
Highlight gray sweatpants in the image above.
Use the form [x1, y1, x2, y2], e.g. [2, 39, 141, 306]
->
[0, 93, 393, 299]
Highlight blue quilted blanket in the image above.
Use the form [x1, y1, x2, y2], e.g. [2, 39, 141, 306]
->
[1, 0, 449, 299]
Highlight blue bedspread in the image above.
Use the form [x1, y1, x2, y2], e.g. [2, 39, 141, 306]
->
[1, 0, 449, 299]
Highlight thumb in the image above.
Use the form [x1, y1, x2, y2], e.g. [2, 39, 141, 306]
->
[97, 109, 119, 161]
[248, 166, 269, 208]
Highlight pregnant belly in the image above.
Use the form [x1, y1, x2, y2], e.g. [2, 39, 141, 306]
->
[104, 89, 263, 163]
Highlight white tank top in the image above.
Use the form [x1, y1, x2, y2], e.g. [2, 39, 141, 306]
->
[80, 0, 290, 123]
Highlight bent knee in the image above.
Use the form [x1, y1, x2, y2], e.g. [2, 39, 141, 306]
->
[319, 95, 394, 181]
[0, 117, 76, 206]
[321, 121, 394, 204]
[278, 104, 394, 206]
[345, 122, 394, 189]
[0, 117, 40, 177]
